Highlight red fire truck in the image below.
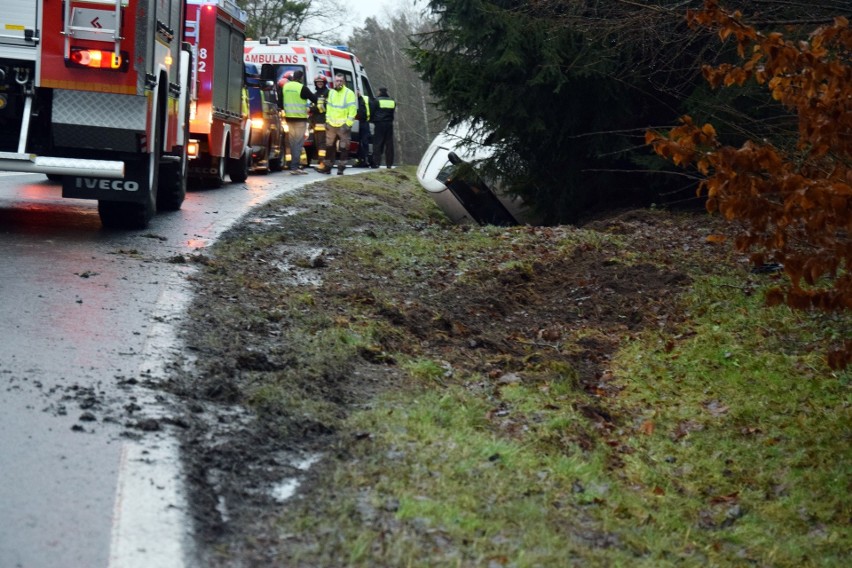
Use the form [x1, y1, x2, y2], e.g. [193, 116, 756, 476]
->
[0, 0, 191, 229]
[183, 0, 249, 187]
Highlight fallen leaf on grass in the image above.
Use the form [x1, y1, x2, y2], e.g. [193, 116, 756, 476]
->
[672, 420, 704, 440]
[709, 491, 739, 505]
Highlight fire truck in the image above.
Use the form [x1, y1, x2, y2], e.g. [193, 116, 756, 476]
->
[0, 0, 191, 229]
[183, 0, 249, 187]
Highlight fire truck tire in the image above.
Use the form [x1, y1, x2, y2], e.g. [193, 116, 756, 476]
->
[98, 146, 158, 229]
[158, 94, 190, 211]
[228, 147, 250, 183]
[99, 85, 164, 229]
[205, 156, 226, 189]
[158, 147, 187, 211]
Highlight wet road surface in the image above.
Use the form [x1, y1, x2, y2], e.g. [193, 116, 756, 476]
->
[0, 170, 328, 567]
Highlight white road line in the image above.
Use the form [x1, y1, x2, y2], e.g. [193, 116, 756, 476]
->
[108, 439, 190, 568]
[109, 272, 195, 568]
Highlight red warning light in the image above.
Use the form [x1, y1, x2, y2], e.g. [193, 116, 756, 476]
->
[67, 48, 128, 71]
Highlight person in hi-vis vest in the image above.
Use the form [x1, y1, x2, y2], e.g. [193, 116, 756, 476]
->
[370, 87, 396, 168]
[280, 69, 317, 174]
[317, 74, 357, 175]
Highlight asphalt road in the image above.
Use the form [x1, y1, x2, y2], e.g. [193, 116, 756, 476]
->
[0, 170, 325, 568]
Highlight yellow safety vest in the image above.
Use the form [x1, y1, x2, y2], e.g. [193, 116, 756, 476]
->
[326, 87, 357, 127]
[282, 81, 308, 119]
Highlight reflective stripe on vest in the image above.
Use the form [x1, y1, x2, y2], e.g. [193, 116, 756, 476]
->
[282, 82, 308, 119]
[326, 87, 357, 127]
[378, 98, 396, 109]
[361, 95, 370, 121]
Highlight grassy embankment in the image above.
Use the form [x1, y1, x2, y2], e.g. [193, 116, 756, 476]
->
[198, 168, 850, 566]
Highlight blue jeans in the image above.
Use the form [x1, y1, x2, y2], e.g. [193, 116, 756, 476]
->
[287, 120, 308, 170]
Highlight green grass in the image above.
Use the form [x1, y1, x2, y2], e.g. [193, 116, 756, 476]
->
[197, 169, 850, 566]
[280, 265, 850, 567]
[608, 273, 851, 565]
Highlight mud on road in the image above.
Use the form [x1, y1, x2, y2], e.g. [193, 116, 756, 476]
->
[161, 168, 741, 565]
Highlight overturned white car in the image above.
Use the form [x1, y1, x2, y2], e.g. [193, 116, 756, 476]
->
[416, 123, 538, 226]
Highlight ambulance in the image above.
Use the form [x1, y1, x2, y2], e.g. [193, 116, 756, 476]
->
[243, 38, 375, 162]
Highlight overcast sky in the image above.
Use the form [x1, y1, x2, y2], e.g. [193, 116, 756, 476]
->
[344, 0, 425, 29]
[348, 0, 394, 23]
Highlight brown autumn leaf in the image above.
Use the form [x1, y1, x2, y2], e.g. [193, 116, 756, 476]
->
[639, 420, 655, 436]
[649, 3, 851, 369]
[709, 491, 739, 505]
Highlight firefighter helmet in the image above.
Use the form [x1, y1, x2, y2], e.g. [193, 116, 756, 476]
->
[314, 74, 327, 84]
[278, 70, 294, 87]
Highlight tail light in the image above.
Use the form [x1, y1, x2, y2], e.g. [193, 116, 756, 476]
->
[66, 48, 129, 71]
[187, 139, 200, 159]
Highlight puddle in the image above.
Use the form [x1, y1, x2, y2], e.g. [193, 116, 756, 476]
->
[270, 453, 322, 503]
[248, 208, 305, 225]
[272, 244, 327, 286]
[273, 260, 324, 286]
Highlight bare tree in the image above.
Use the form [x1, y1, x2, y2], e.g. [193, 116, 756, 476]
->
[349, 7, 446, 165]
[237, 0, 350, 42]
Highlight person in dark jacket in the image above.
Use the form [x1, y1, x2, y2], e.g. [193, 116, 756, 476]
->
[310, 75, 330, 167]
[354, 91, 372, 167]
[369, 87, 396, 168]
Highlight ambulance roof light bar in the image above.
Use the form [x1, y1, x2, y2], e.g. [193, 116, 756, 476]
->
[257, 37, 289, 45]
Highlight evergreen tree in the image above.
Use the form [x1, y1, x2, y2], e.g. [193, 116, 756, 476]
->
[409, 0, 845, 223]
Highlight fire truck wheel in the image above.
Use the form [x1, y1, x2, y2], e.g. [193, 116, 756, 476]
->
[158, 146, 187, 211]
[228, 147, 250, 183]
[205, 156, 226, 189]
[159, 94, 190, 210]
[99, 89, 163, 228]
[98, 150, 158, 229]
